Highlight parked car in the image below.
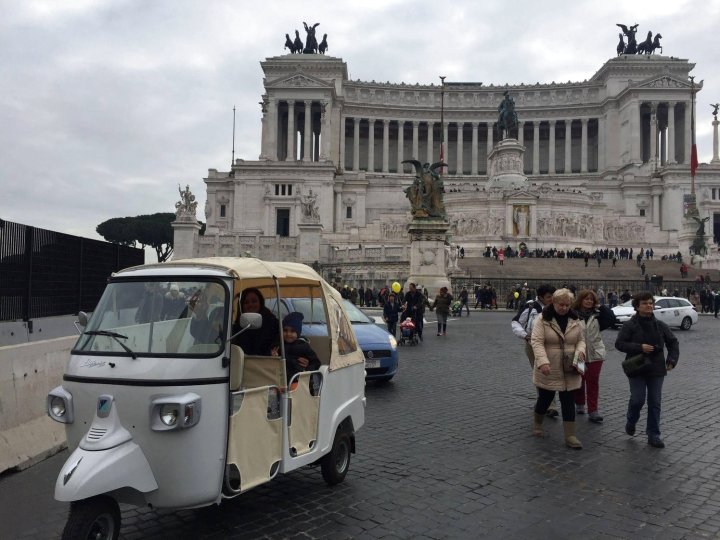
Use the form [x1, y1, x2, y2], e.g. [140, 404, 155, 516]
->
[267, 298, 399, 382]
[612, 296, 698, 330]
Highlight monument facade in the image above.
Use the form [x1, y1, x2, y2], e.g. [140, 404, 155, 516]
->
[181, 37, 720, 286]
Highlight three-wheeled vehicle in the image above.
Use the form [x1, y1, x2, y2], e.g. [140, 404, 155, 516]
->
[47, 258, 366, 540]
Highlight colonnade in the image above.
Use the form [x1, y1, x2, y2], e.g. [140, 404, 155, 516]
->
[339, 118, 600, 175]
[640, 101, 691, 167]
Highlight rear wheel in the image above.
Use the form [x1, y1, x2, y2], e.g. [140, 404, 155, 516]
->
[680, 316, 692, 330]
[62, 496, 120, 540]
[321, 428, 351, 485]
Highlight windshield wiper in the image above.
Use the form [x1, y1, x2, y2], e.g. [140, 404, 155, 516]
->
[84, 330, 138, 359]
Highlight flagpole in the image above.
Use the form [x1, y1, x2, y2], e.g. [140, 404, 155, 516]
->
[440, 75, 446, 172]
[689, 76, 699, 217]
[231, 105, 236, 169]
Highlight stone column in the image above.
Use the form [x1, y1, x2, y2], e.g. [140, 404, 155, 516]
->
[262, 97, 278, 160]
[412, 121, 420, 160]
[684, 101, 692, 165]
[581, 118, 589, 173]
[660, 125, 667, 165]
[652, 192, 661, 226]
[285, 100, 296, 162]
[532, 121, 540, 175]
[713, 118, 720, 163]
[667, 102, 676, 164]
[382, 119, 390, 172]
[649, 104, 658, 168]
[319, 101, 330, 161]
[397, 120, 405, 172]
[339, 115, 346, 170]
[548, 120, 556, 174]
[426, 122, 434, 164]
[443, 124, 449, 164]
[303, 100, 312, 162]
[456, 122, 464, 175]
[630, 101, 642, 164]
[564, 120, 572, 173]
[367, 119, 375, 172]
[353, 118, 360, 171]
[518, 121, 524, 145]
[486, 122, 494, 157]
[598, 116, 606, 171]
[471, 122, 478, 175]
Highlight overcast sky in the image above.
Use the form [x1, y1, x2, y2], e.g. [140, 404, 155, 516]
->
[2, 0, 719, 244]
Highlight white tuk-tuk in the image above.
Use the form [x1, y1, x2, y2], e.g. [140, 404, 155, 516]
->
[47, 258, 366, 540]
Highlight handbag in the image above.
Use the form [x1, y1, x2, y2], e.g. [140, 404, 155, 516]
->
[622, 353, 652, 377]
[560, 340, 575, 373]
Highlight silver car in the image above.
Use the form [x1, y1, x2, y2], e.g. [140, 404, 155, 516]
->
[612, 296, 699, 330]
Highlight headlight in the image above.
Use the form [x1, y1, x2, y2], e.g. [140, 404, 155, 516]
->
[160, 404, 179, 426]
[151, 393, 202, 431]
[50, 396, 66, 417]
[388, 335, 397, 349]
[47, 386, 74, 424]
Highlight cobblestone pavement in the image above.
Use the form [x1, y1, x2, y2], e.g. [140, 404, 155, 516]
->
[2, 312, 719, 539]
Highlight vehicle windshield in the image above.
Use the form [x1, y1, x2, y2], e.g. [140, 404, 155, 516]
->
[342, 300, 374, 324]
[74, 279, 228, 356]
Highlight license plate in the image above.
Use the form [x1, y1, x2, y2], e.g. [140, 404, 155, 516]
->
[365, 358, 380, 369]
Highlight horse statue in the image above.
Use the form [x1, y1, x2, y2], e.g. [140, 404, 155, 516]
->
[496, 91, 518, 141]
[284, 33, 298, 54]
[616, 33, 625, 56]
[636, 31, 653, 54]
[616, 23, 638, 54]
[318, 33, 328, 54]
[650, 33, 662, 54]
[293, 30, 303, 53]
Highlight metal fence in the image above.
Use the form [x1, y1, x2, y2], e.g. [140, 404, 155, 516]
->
[0, 219, 144, 321]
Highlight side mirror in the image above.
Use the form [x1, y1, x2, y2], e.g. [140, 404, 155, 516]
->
[228, 312, 263, 342]
[239, 312, 263, 329]
[73, 311, 89, 334]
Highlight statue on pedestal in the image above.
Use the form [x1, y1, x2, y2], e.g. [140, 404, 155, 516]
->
[690, 216, 710, 256]
[711, 103, 719, 120]
[402, 160, 447, 219]
[175, 184, 198, 220]
[300, 188, 320, 222]
[496, 91, 518, 140]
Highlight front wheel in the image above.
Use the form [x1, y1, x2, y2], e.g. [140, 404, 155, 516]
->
[680, 316, 692, 330]
[321, 429, 351, 485]
[62, 496, 120, 540]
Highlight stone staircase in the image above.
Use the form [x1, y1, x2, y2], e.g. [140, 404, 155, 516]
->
[456, 256, 720, 283]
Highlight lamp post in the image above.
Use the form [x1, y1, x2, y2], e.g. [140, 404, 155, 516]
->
[440, 75, 446, 173]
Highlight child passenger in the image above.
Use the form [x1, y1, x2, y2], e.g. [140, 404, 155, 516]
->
[277, 312, 320, 384]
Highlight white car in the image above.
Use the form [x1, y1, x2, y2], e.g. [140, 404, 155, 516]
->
[612, 296, 699, 330]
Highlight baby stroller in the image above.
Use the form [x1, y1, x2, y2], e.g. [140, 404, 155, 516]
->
[398, 317, 419, 346]
[450, 300, 462, 317]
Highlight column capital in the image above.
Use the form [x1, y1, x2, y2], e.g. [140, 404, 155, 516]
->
[412, 120, 420, 127]
[518, 120, 525, 126]
[667, 101, 676, 109]
[304, 99, 312, 107]
[383, 119, 390, 126]
[548, 119, 557, 126]
[581, 118, 589, 125]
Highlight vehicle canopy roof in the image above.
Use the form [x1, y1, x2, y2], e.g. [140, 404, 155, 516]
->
[115, 257, 362, 370]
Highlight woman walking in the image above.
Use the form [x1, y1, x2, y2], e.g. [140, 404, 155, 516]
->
[431, 286, 453, 336]
[572, 290, 615, 423]
[615, 292, 679, 448]
[530, 289, 586, 449]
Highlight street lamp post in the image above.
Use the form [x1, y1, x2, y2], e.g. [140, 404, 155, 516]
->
[440, 75, 446, 172]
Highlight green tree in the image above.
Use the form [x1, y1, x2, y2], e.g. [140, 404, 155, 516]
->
[96, 213, 175, 262]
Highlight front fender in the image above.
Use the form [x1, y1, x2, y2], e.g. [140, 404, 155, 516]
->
[55, 441, 158, 502]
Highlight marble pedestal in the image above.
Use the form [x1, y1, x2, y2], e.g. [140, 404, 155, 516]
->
[405, 218, 451, 297]
[297, 222, 323, 264]
[171, 218, 201, 260]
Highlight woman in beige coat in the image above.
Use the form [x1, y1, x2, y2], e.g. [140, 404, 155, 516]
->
[530, 288, 587, 449]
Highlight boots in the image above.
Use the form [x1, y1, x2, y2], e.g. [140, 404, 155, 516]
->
[563, 421, 583, 449]
[532, 413, 544, 437]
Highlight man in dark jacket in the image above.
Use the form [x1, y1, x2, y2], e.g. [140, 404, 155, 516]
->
[615, 292, 679, 448]
[403, 282, 429, 342]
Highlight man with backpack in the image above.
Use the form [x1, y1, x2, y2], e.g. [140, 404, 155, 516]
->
[511, 284, 559, 418]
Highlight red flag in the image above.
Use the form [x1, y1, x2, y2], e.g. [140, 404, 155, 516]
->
[690, 143, 698, 177]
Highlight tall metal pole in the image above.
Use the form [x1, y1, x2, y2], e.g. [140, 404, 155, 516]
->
[440, 75, 446, 172]
[690, 76, 696, 195]
[231, 105, 236, 168]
